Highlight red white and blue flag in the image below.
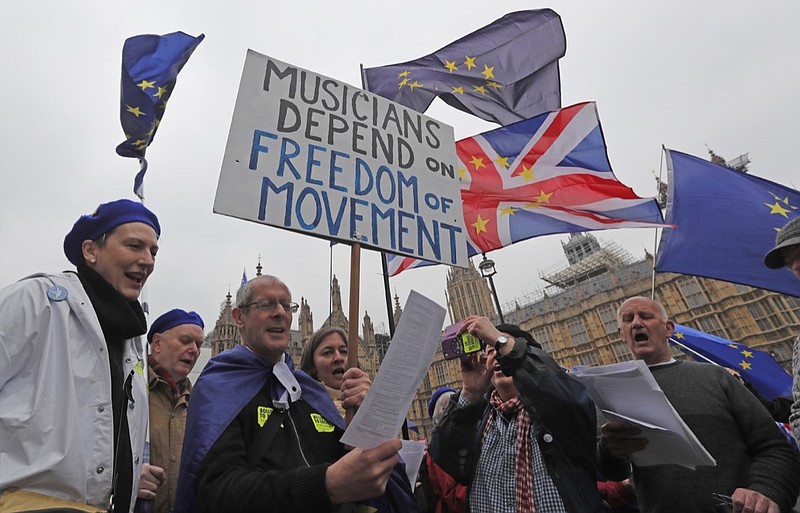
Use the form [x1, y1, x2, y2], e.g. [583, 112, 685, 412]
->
[386, 102, 666, 276]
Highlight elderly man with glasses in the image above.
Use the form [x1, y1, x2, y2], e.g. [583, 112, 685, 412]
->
[173, 275, 416, 513]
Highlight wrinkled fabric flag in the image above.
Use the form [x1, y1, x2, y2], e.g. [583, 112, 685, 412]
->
[656, 150, 800, 297]
[116, 31, 204, 199]
[364, 9, 565, 126]
[386, 102, 666, 275]
[670, 323, 791, 400]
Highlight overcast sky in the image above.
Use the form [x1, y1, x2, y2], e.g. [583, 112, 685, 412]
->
[2, 1, 798, 338]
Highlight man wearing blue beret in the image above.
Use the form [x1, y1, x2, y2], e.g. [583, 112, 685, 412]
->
[137, 309, 204, 513]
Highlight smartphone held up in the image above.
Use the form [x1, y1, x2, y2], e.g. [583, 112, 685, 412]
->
[440, 321, 485, 360]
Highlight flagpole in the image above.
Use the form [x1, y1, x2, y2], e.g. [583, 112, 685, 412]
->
[668, 337, 718, 366]
[651, 145, 666, 300]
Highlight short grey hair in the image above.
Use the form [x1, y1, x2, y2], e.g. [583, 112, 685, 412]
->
[235, 275, 288, 308]
[616, 296, 669, 323]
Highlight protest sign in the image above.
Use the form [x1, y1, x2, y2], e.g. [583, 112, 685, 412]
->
[215, 50, 468, 268]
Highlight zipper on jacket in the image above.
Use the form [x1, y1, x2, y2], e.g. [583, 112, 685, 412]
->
[286, 412, 311, 467]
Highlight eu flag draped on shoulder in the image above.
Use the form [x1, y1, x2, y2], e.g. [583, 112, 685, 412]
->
[387, 102, 667, 276]
[670, 323, 791, 401]
[363, 9, 565, 126]
[116, 31, 204, 200]
[656, 149, 800, 298]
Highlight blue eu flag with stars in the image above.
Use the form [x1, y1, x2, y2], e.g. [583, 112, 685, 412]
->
[363, 9, 565, 126]
[656, 149, 800, 298]
[670, 323, 791, 400]
[116, 31, 204, 200]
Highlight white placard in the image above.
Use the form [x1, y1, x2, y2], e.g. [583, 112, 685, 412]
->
[215, 50, 468, 267]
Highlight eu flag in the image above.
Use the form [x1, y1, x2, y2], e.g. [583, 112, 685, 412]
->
[363, 9, 565, 126]
[670, 323, 791, 400]
[116, 31, 204, 200]
[656, 150, 800, 297]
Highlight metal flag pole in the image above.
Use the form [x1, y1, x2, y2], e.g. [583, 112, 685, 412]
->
[668, 336, 718, 366]
[650, 146, 667, 300]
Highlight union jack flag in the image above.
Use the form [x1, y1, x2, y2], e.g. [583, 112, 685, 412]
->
[386, 102, 666, 276]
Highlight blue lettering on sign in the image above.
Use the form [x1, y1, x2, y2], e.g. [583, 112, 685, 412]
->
[278, 137, 302, 179]
[259, 177, 294, 225]
[321, 190, 347, 236]
[441, 222, 462, 264]
[354, 158, 373, 196]
[397, 211, 415, 253]
[305, 144, 325, 186]
[423, 192, 440, 211]
[250, 130, 278, 170]
[417, 217, 441, 261]
[370, 204, 396, 249]
[328, 150, 349, 193]
[397, 171, 419, 213]
[295, 187, 322, 229]
[375, 165, 396, 205]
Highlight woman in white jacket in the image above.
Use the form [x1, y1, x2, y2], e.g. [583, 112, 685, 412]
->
[0, 198, 160, 513]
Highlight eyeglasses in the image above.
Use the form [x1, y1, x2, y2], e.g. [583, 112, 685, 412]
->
[240, 300, 299, 313]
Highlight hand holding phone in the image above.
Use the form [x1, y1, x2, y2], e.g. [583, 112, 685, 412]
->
[440, 321, 485, 360]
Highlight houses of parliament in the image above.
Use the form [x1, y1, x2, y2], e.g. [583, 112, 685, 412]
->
[207, 233, 800, 441]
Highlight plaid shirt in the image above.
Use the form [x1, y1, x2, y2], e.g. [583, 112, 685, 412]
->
[462, 394, 567, 513]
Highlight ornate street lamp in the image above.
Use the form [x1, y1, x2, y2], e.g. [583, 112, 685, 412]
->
[479, 253, 504, 324]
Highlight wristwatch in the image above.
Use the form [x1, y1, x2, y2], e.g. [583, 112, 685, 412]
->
[494, 335, 509, 350]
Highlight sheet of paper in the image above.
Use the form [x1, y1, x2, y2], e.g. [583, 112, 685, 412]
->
[399, 439, 427, 488]
[340, 290, 446, 448]
[573, 360, 716, 469]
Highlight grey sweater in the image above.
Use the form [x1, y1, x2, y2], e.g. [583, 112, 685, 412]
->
[599, 360, 800, 513]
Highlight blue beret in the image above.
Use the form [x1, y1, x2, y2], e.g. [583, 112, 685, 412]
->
[428, 386, 457, 418]
[63, 199, 161, 267]
[148, 309, 204, 343]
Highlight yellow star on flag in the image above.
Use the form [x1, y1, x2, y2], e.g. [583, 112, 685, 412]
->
[408, 81, 423, 91]
[520, 165, 535, 182]
[495, 155, 510, 168]
[765, 201, 791, 217]
[472, 215, 489, 235]
[727, 343, 739, 349]
[398, 77, 409, 88]
[137, 79, 155, 90]
[398, 71, 410, 78]
[451, 86, 465, 95]
[487, 81, 503, 90]
[675, 332, 684, 339]
[125, 105, 145, 117]
[464, 56, 477, 70]
[444, 61, 458, 73]
[536, 190, 553, 204]
[154, 86, 168, 98]
[481, 65, 495, 80]
[499, 206, 516, 216]
[457, 167, 467, 179]
[470, 156, 485, 171]
[739, 361, 752, 370]
[473, 85, 487, 95]
[741, 350, 753, 358]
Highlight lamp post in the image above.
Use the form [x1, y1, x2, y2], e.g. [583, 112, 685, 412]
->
[479, 253, 504, 324]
